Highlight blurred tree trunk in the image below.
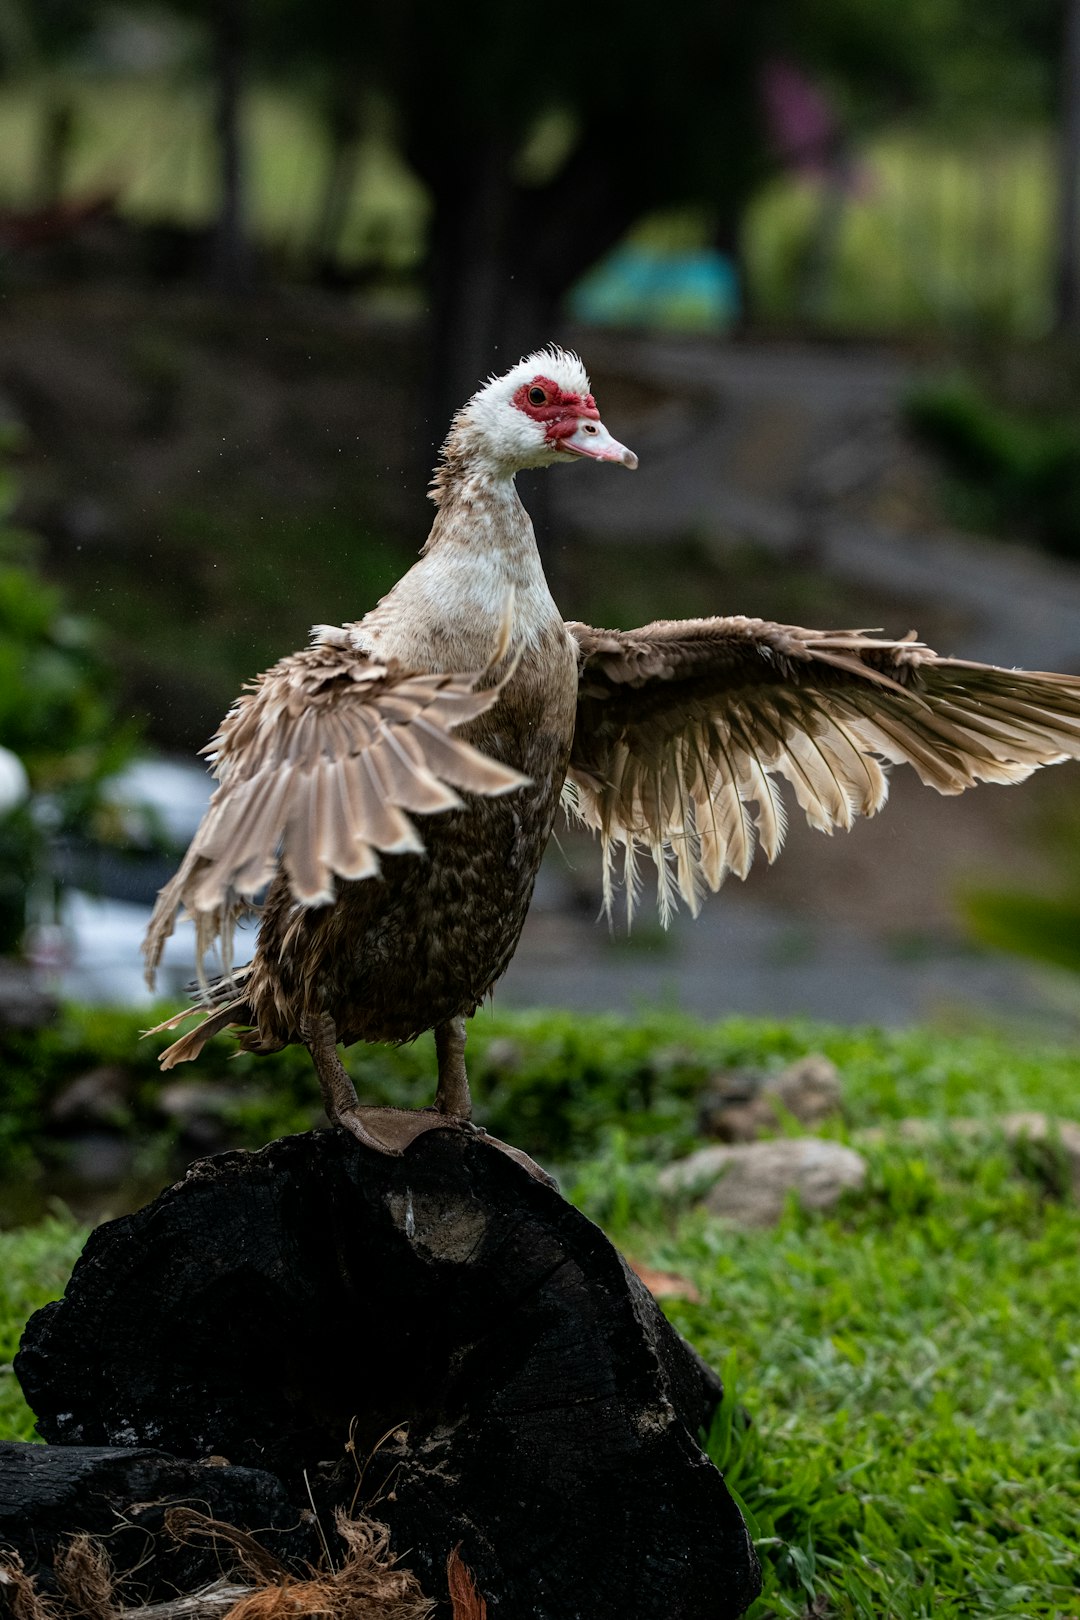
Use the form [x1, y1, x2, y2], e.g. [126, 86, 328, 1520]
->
[1056, 0, 1080, 328]
[209, 0, 253, 293]
[36, 92, 75, 207]
[425, 145, 524, 454]
[423, 136, 639, 451]
[714, 208, 750, 329]
[311, 83, 364, 278]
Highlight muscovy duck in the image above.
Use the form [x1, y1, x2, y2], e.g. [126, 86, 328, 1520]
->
[144, 348, 1080, 1155]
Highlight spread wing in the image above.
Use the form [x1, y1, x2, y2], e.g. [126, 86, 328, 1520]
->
[143, 640, 527, 987]
[565, 616, 1080, 924]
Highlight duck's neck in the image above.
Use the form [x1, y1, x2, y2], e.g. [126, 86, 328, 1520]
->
[351, 463, 561, 670]
[422, 466, 539, 581]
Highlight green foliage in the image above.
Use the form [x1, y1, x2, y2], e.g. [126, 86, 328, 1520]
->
[789, 0, 1058, 131]
[962, 801, 1080, 985]
[5, 1004, 1080, 1184]
[0, 1212, 85, 1441]
[965, 889, 1080, 977]
[0, 452, 136, 950]
[906, 376, 1080, 557]
[0, 1, 1063, 333]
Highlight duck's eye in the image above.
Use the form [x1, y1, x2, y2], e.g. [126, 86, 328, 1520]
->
[528, 386, 548, 407]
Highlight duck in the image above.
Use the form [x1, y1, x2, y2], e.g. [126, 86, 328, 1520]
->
[145, 347, 1080, 1158]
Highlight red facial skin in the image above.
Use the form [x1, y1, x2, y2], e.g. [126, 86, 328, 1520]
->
[512, 375, 601, 447]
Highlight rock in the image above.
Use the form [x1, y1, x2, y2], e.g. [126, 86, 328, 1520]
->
[0, 959, 57, 1031]
[761, 1055, 843, 1124]
[699, 1054, 843, 1142]
[16, 1129, 761, 1620]
[157, 1080, 246, 1150]
[1000, 1113, 1080, 1196]
[156, 1081, 240, 1120]
[49, 1066, 130, 1128]
[660, 1138, 867, 1226]
[855, 1113, 1080, 1198]
[481, 1036, 523, 1074]
[0, 1440, 321, 1606]
[59, 1132, 136, 1187]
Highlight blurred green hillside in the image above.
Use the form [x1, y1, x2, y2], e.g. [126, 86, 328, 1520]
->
[0, 76, 1062, 336]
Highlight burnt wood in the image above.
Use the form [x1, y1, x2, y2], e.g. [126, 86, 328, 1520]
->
[15, 1129, 760, 1618]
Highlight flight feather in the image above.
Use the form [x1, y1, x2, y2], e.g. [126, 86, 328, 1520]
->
[564, 616, 1080, 921]
[143, 639, 528, 989]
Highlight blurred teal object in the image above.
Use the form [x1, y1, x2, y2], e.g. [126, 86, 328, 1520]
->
[570, 245, 740, 331]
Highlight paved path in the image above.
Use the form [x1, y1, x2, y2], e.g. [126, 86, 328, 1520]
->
[561, 334, 1080, 670]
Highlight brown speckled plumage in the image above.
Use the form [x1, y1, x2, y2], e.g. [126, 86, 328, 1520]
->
[245, 620, 576, 1052]
[145, 348, 1080, 1158]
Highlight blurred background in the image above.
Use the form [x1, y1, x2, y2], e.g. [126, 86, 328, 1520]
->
[4, 0, 1080, 1038]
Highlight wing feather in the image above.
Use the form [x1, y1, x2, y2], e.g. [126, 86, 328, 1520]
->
[566, 617, 1080, 923]
[144, 635, 529, 987]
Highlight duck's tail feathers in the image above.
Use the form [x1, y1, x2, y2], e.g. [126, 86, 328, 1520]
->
[144, 997, 252, 1069]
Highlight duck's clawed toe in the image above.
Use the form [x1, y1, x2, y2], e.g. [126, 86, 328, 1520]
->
[335, 1105, 462, 1155]
[466, 1125, 560, 1191]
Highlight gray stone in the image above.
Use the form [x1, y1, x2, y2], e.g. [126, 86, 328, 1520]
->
[855, 1113, 1080, 1199]
[659, 1137, 867, 1226]
[699, 1053, 843, 1142]
[760, 1055, 843, 1124]
[62, 1133, 135, 1187]
[0, 960, 57, 1030]
[157, 1081, 240, 1119]
[49, 1066, 130, 1127]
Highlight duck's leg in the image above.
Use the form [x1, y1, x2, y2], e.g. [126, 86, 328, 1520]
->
[436, 1015, 559, 1190]
[434, 1016, 470, 1117]
[304, 1012, 556, 1187]
[304, 1012, 457, 1155]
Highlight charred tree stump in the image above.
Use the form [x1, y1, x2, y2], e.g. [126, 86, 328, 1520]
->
[15, 1130, 761, 1618]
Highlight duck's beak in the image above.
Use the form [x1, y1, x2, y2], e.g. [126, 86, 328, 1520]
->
[560, 418, 638, 469]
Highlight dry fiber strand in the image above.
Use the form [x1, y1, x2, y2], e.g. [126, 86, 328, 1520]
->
[219, 1512, 433, 1619]
[0, 1514, 490, 1620]
[445, 1549, 486, 1620]
[0, 1534, 114, 1620]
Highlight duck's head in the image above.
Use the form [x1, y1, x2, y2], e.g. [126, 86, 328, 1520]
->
[439, 348, 638, 486]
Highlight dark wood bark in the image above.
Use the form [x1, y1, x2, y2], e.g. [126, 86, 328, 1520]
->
[16, 1130, 760, 1619]
[0, 1441, 321, 1606]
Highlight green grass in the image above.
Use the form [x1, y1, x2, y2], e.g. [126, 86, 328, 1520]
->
[570, 1128, 1080, 1619]
[0, 1212, 86, 1441]
[4, 1011, 1080, 1614]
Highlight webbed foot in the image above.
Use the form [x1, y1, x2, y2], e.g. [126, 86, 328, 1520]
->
[335, 1107, 558, 1190]
[308, 1015, 556, 1187]
[335, 1104, 464, 1155]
